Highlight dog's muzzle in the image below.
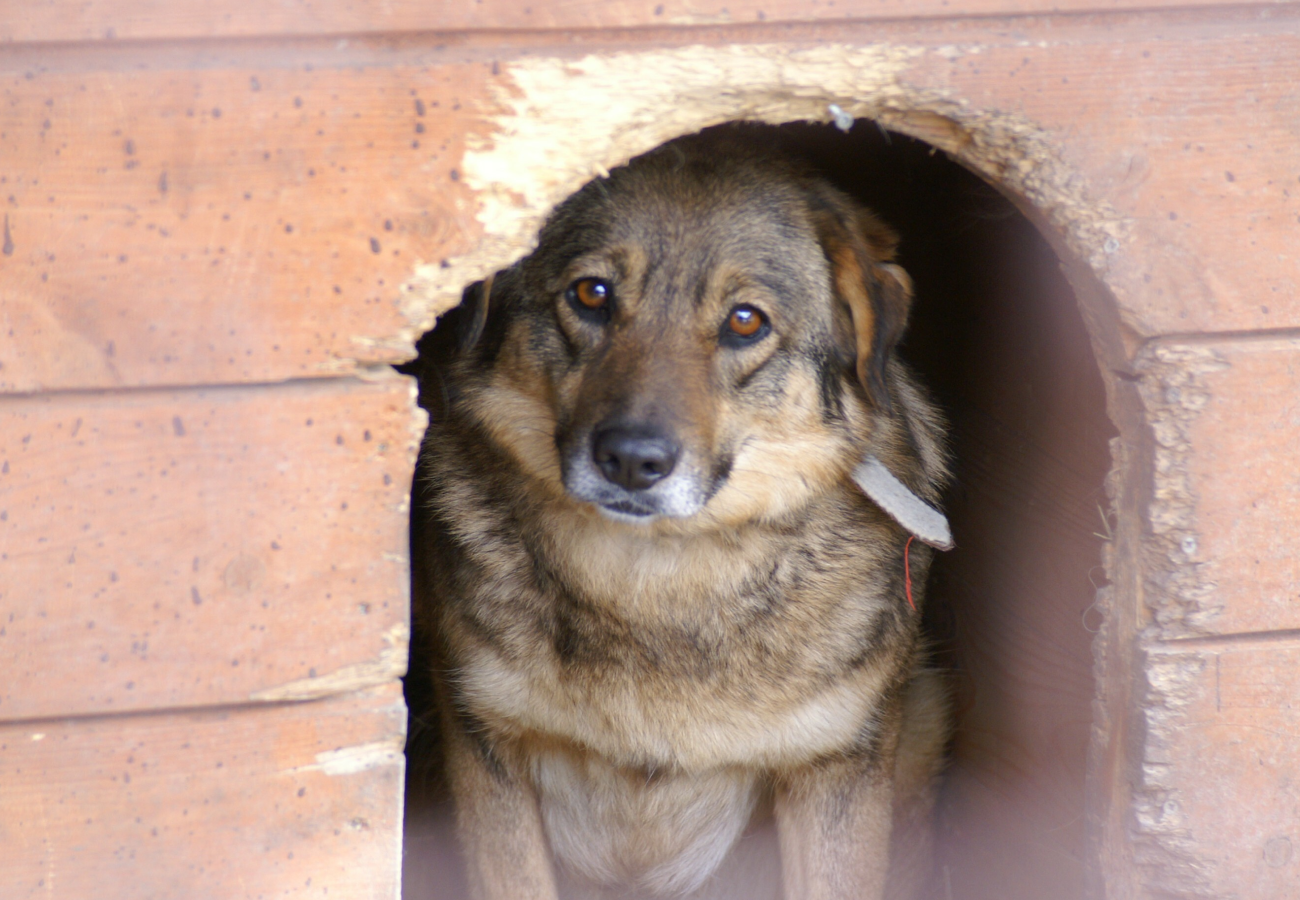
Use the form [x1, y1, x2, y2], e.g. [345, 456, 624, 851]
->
[560, 421, 707, 522]
[592, 426, 680, 492]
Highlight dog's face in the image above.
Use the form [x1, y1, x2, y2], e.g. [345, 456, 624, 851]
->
[451, 137, 913, 530]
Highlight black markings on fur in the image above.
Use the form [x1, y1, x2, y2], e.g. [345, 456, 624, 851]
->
[550, 304, 583, 364]
[846, 672, 911, 763]
[737, 559, 793, 623]
[448, 686, 511, 783]
[529, 554, 627, 669]
[864, 267, 901, 415]
[550, 612, 583, 665]
[824, 779, 858, 831]
[532, 547, 724, 679]
[733, 348, 777, 391]
[802, 191, 837, 217]
[709, 453, 734, 494]
[843, 607, 901, 673]
[816, 349, 847, 422]
[690, 249, 720, 308]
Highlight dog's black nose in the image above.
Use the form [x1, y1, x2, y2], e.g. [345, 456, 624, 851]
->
[592, 427, 679, 491]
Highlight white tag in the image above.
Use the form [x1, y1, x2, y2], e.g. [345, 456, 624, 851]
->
[851, 454, 954, 551]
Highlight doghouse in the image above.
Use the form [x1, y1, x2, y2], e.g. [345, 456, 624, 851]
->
[2, 3, 1296, 899]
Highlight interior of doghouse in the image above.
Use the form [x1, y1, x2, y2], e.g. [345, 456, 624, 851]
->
[399, 120, 1114, 900]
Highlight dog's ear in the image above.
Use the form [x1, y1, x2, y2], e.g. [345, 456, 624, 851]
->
[451, 273, 494, 351]
[404, 274, 499, 414]
[816, 204, 913, 413]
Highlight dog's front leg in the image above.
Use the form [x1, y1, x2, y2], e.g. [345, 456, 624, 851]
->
[442, 703, 558, 900]
[775, 755, 895, 900]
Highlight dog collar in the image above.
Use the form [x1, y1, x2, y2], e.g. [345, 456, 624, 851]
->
[852, 454, 954, 551]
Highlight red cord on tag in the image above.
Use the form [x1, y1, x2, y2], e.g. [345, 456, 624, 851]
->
[904, 534, 916, 612]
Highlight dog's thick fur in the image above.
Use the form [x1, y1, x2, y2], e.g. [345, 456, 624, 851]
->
[412, 129, 951, 900]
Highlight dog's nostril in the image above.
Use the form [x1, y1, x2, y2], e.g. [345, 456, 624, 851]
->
[592, 428, 679, 491]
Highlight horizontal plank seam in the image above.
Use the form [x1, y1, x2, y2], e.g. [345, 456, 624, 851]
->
[1140, 325, 1300, 349]
[0, 682, 407, 730]
[1149, 627, 1300, 648]
[0, 368, 410, 405]
[3, 2, 1297, 59]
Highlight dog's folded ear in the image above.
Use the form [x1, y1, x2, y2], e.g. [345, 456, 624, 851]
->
[406, 273, 501, 416]
[815, 202, 913, 413]
[451, 273, 494, 352]
[419, 275, 494, 361]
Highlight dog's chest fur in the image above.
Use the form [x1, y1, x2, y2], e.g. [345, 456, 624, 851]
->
[531, 743, 766, 895]
[428, 438, 911, 769]
[424, 440, 915, 892]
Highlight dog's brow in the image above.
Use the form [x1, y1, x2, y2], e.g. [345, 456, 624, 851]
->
[563, 247, 633, 285]
[715, 271, 789, 309]
[638, 249, 659, 299]
[686, 248, 724, 308]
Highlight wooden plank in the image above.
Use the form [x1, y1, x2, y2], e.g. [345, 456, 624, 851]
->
[1, 0, 1291, 44]
[0, 374, 420, 720]
[898, 17, 1300, 337]
[1133, 640, 1300, 898]
[3, 16, 1298, 394]
[0, 684, 405, 900]
[0, 57, 484, 392]
[1138, 337, 1300, 637]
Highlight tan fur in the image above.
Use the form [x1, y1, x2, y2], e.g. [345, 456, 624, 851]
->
[412, 127, 952, 900]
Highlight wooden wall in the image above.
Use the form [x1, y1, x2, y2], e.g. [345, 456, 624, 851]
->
[2, 2, 1298, 898]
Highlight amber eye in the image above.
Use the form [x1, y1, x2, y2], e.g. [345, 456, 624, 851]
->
[570, 278, 609, 310]
[725, 305, 767, 340]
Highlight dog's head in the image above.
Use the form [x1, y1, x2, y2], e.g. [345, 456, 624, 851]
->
[441, 133, 917, 530]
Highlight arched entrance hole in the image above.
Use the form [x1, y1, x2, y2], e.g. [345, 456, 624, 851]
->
[401, 118, 1118, 900]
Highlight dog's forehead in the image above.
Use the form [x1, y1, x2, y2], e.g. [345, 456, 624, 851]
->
[568, 164, 823, 268]
[626, 162, 807, 231]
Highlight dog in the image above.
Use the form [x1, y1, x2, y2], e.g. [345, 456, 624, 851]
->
[410, 127, 952, 900]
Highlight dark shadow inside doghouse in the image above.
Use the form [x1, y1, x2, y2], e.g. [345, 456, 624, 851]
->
[398, 120, 1114, 900]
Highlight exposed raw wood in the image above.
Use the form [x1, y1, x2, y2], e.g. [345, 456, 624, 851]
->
[0, 59, 485, 392]
[397, 15, 1300, 343]
[1137, 337, 1300, 638]
[1133, 638, 1300, 898]
[1, 0, 1287, 44]
[0, 683, 405, 900]
[0, 374, 421, 720]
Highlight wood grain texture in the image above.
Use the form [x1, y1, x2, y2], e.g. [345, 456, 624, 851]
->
[1, 0, 1290, 43]
[0, 683, 405, 900]
[3, 12, 1298, 395]
[1152, 337, 1300, 637]
[0, 2, 1296, 898]
[1134, 639, 1300, 898]
[900, 12, 1300, 337]
[0, 57, 485, 392]
[0, 374, 420, 720]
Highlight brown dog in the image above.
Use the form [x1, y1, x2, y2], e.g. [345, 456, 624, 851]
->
[411, 128, 951, 900]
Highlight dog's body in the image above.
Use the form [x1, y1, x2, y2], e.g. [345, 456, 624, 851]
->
[412, 130, 951, 900]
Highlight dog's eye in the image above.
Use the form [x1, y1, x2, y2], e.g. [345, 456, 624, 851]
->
[722, 305, 769, 344]
[566, 278, 611, 320]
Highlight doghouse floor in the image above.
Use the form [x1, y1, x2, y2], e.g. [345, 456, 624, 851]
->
[401, 123, 1112, 900]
